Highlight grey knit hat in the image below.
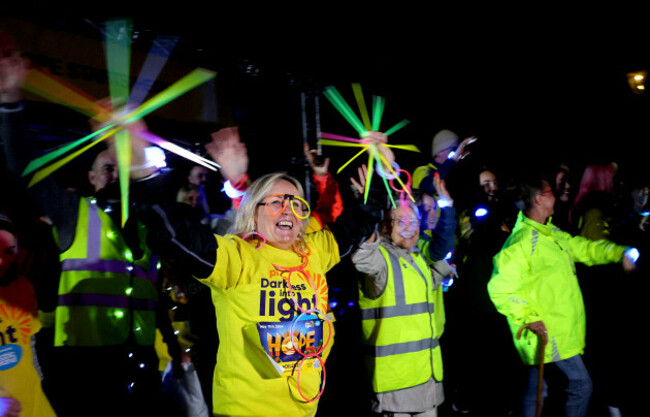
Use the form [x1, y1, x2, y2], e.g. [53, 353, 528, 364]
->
[431, 129, 459, 157]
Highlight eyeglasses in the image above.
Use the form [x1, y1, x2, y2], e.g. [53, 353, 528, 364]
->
[258, 194, 311, 219]
[391, 217, 419, 228]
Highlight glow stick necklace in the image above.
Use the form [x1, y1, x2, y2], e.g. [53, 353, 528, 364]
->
[271, 242, 332, 403]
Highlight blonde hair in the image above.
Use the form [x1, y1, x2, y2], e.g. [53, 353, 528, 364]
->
[233, 172, 309, 243]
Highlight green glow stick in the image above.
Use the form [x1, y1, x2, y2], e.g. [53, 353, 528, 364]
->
[22, 123, 118, 176]
[383, 119, 410, 137]
[323, 86, 366, 135]
[381, 170, 396, 208]
[105, 19, 131, 107]
[106, 20, 132, 225]
[28, 129, 115, 187]
[352, 83, 372, 131]
[336, 146, 369, 175]
[123, 69, 216, 123]
[372, 96, 385, 132]
[114, 130, 131, 226]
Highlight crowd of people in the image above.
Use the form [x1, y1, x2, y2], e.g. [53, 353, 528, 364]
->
[2, 30, 649, 417]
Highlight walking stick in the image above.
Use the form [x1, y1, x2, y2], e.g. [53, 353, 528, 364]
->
[517, 324, 548, 417]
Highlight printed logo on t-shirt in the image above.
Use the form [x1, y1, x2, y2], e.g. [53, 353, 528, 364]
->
[258, 269, 328, 321]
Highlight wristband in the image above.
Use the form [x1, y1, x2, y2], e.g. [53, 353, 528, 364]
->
[375, 161, 400, 180]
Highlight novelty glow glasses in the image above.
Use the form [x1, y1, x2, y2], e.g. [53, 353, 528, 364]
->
[258, 194, 311, 219]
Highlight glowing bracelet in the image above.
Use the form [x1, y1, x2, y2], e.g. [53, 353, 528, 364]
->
[222, 180, 246, 199]
[375, 161, 400, 180]
[625, 247, 640, 263]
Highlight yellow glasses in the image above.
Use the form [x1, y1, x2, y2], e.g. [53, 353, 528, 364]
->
[258, 194, 311, 219]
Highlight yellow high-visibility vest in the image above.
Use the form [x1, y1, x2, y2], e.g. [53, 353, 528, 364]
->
[359, 245, 444, 393]
[55, 198, 159, 347]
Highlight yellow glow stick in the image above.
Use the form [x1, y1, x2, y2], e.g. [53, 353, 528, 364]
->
[336, 146, 369, 174]
[317, 139, 367, 148]
[23, 69, 110, 120]
[124, 68, 216, 123]
[385, 144, 420, 152]
[352, 83, 372, 131]
[28, 127, 118, 187]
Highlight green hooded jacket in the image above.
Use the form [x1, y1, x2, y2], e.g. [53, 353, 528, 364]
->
[488, 211, 626, 365]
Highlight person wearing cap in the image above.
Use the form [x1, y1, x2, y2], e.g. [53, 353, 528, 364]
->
[412, 129, 476, 195]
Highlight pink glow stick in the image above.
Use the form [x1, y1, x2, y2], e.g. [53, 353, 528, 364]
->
[319, 132, 364, 143]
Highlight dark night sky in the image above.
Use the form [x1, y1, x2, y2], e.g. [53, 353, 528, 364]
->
[4, 6, 650, 187]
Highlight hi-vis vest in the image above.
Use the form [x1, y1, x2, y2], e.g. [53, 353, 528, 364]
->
[359, 245, 444, 393]
[54, 198, 159, 347]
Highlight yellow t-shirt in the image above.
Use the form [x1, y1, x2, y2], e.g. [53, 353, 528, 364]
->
[0, 275, 57, 417]
[199, 229, 340, 417]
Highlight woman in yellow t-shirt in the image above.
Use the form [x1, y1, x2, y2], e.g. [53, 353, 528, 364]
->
[146, 133, 391, 417]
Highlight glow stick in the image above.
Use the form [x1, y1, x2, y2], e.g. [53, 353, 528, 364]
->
[376, 152, 414, 202]
[23, 69, 110, 120]
[383, 119, 410, 137]
[28, 128, 116, 187]
[105, 20, 132, 225]
[372, 96, 385, 131]
[128, 35, 179, 108]
[137, 130, 219, 171]
[317, 139, 367, 148]
[385, 143, 420, 152]
[319, 132, 364, 143]
[105, 19, 131, 106]
[369, 145, 396, 207]
[323, 86, 366, 135]
[364, 150, 375, 203]
[22, 123, 118, 176]
[336, 146, 369, 174]
[123, 68, 216, 123]
[114, 130, 132, 226]
[352, 83, 372, 131]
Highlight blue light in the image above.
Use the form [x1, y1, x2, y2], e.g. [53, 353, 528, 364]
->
[347, 301, 355, 307]
[475, 207, 488, 217]
[222, 180, 246, 199]
[447, 151, 456, 160]
[445, 251, 453, 260]
[144, 146, 167, 168]
[626, 248, 640, 263]
[642, 211, 650, 217]
[329, 301, 338, 309]
[438, 197, 452, 208]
